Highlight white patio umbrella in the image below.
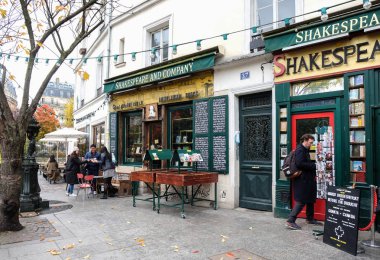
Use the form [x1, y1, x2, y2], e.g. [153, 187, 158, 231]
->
[44, 128, 89, 158]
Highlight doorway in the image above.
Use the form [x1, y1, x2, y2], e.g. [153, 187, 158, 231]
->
[145, 121, 162, 168]
[239, 91, 272, 211]
[291, 112, 335, 221]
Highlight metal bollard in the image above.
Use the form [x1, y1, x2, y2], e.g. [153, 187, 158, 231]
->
[361, 185, 380, 248]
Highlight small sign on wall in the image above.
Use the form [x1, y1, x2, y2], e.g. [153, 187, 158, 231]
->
[240, 71, 250, 80]
[145, 103, 158, 121]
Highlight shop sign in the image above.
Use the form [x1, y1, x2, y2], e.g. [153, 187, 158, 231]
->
[104, 54, 215, 93]
[323, 186, 360, 256]
[110, 72, 213, 112]
[265, 8, 380, 52]
[273, 34, 380, 83]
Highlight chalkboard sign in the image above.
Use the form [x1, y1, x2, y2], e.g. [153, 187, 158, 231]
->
[323, 186, 360, 256]
[193, 96, 228, 173]
[213, 98, 226, 133]
[194, 137, 209, 170]
[194, 100, 209, 134]
[109, 112, 118, 160]
[213, 136, 227, 171]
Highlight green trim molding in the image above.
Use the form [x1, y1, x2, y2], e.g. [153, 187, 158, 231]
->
[104, 53, 215, 93]
[264, 7, 380, 52]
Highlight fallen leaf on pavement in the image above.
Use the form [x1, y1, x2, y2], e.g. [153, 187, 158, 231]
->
[249, 226, 254, 230]
[127, 221, 131, 224]
[172, 245, 179, 252]
[63, 243, 75, 250]
[83, 254, 90, 259]
[40, 236, 45, 241]
[192, 250, 199, 253]
[220, 235, 229, 239]
[65, 258, 71, 260]
[78, 239, 83, 243]
[48, 249, 61, 255]
[225, 252, 235, 258]
[221, 238, 226, 243]
[107, 242, 113, 246]
[47, 240, 55, 242]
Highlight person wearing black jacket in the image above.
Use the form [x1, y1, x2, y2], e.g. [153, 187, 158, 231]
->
[286, 134, 322, 230]
[65, 148, 87, 197]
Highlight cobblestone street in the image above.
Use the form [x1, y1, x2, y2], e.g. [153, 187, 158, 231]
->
[0, 174, 379, 260]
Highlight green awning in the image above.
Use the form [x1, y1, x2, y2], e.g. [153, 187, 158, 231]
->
[104, 53, 215, 93]
[264, 7, 380, 52]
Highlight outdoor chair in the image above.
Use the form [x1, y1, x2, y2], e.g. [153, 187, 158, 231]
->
[76, 173, 94, 199]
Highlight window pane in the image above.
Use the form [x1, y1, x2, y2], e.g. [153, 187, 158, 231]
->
[257, 0, 273, 26]
[162, 28, 169, 60]
[151, 31, 160, 48]
[126, 115, 142, 163]
[278, 0, 295, 26]
[171, 108, 193, 166]
[291, 78, 344, 96]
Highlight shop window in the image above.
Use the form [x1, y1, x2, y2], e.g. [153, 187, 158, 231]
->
[93, 124, 105, 149]
[291, 77, 344, 96]
[150, 27, 169, 65]
[169, 106, 193, 166]
[124, 113, 143, 164]
[348, 74, 366, 183]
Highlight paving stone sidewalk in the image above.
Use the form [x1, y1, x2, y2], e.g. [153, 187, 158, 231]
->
[1, 174, 379, 260]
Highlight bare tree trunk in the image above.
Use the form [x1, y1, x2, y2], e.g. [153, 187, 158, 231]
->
[0, 123, 25, 232]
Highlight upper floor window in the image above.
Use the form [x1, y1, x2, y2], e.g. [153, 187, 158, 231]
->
[151, 27, 169, 65]
[96, 52, 104, 96]
[118, 38, 125, 64]
[254, 0, 296, 31]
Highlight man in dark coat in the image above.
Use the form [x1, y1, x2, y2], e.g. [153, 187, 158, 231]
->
[286, 134, 322, 230]
[84, 144, 101, 193]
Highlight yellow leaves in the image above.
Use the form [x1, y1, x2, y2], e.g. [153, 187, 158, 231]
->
[58, 16, 65, 22]
[37, 23, 43, 32]
[62, 243, 75, 250]
[0, 8, 6, 18]
[172, 245, 179, 252]
[83, 254, 90, 259]
[220, 235, 229, 243]
[134, 237, 145, 247]
[40, 235, 45, 241]
[8, 74, 15, 81]
[55, 5, 66, 12]
[82, 71, 90, 81]
[47, 249, 61, 255]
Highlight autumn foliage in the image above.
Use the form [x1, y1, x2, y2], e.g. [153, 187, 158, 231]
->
[34, 104, 60, 140]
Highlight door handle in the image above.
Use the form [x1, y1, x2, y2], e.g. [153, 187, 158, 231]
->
[252, 165, 260, 169]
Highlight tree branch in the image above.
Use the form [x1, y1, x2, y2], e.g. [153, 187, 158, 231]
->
[24, 18, 104, 124]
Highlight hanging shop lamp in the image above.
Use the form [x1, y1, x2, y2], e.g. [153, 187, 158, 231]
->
[320, 7, 328, 22]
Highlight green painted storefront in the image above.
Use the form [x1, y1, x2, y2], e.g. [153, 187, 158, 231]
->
[264, 8, 380, 229]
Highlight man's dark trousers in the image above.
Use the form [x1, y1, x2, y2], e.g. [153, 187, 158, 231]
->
[287, 202, 314, 223]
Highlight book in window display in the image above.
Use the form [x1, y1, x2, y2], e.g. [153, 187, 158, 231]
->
[280, 134, 287, 145]
[175, 136, 181, 144]
[351, 161, 365, 172]
[315, 126, 335, 199]
[349, 89, 359, 100]
[350, 131, 365, 143]
[280, 121, 287, 132]
[354, 75, 364, 85]
[280, 108, 287, 118]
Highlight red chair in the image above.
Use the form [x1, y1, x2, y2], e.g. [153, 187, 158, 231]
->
[76, 174, 94, 199]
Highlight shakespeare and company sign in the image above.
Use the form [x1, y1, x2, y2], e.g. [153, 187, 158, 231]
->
[265, 8, 380, 52]
[110, 71, 214, 112]
[273, 33, 380, 83]
[104, 54, 215, 93]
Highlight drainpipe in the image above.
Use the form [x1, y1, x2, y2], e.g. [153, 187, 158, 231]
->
[106, 0, 113, 79]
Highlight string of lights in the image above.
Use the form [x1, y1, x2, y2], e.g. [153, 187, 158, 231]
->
[0, 0, 372, 66]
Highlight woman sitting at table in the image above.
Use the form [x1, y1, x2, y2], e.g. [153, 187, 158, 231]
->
[46, 155, 59, 183]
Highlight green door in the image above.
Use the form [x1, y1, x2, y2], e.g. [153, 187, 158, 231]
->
[239, 92, 272, 211]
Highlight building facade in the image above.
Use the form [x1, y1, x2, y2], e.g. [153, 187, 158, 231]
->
[40, 78, 74, 125]
[73, 0, 377, 212]
[264, 2, 380, 227]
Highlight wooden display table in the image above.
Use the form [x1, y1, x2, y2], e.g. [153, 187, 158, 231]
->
[131, 169, 182, 210]
[155, 171, 218, 218]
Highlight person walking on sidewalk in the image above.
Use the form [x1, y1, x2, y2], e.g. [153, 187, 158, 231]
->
[85, 144, 101, 194]
[286, 134, 323, 230]
[100, 146, 116, 199]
